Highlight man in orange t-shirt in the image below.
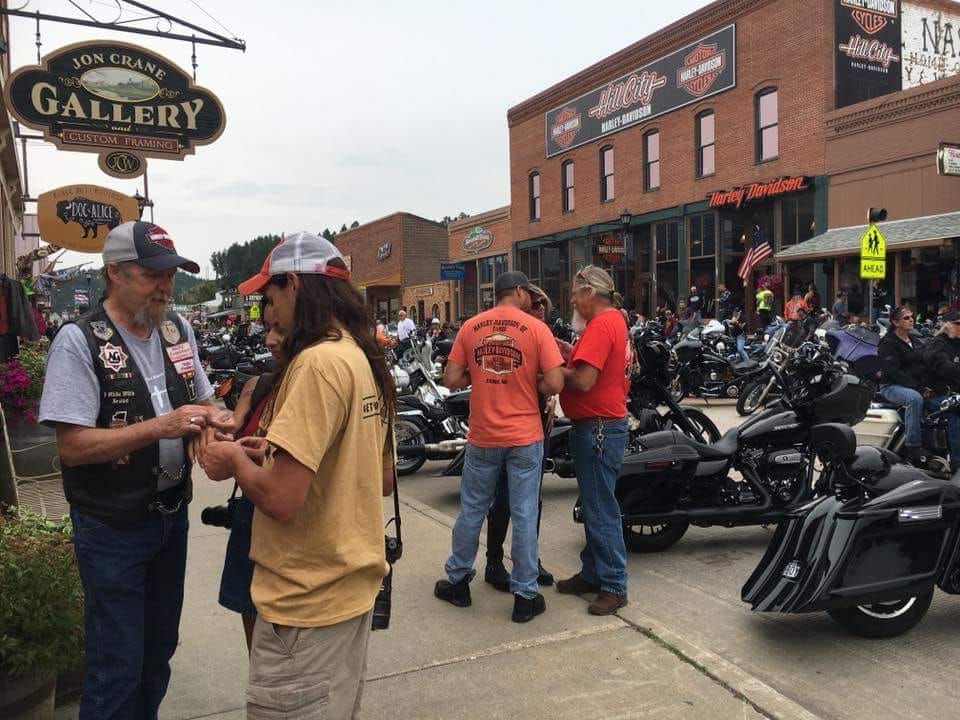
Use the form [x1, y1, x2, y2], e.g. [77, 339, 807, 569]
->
[555, 266, 631, 616]
[436, 271, 564, 623]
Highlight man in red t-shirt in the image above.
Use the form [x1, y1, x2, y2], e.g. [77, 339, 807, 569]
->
[555, 266, 631, 615]
[436, 271, 564, 623]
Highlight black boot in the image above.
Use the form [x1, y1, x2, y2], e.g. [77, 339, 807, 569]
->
[537, 559, 554, 586]
[904, 446, 929, 468]
[434, 576, 472, 607]
[512, 593, 546, 623]
[484, 561, 511, 593]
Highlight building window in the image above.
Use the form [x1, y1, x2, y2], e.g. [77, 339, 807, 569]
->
[644, 131, 660, 191]
[695, 110, 715, 177]
[689, 213, 717, 314]
[780, 192, 816, 248]
[561, 160, 575, 212]
[600, 145, 614, 203]
[756, 88, 778, 162]
[529, 172, 540, 221]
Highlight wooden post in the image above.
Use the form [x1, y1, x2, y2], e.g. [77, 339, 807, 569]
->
[833, 257, 840, 298]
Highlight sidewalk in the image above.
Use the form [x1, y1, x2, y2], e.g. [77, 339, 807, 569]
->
[58, 470, 810, 720]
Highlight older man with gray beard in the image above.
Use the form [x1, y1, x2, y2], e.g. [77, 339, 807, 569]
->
[39, 221, 234, 720]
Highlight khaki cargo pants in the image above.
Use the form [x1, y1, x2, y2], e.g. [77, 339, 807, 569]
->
[247, 610, 373, 719]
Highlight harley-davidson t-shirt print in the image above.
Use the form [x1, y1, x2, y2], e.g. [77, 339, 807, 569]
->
[449, 305, 563, 447]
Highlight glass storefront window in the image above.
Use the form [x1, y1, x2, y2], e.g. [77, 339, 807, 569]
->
[462, 260, 478, 317]
[656, 220, 679, 310]
[689, 213, 717, 313]
[781, 192, 816, 248]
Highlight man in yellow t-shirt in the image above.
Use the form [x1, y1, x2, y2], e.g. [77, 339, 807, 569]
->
[198, 233, 396, 720]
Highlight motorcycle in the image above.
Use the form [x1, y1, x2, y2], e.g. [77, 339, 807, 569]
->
[668, 321, 764, 402]
[595, 355, 873, 553]
[742, 412, 960, 638]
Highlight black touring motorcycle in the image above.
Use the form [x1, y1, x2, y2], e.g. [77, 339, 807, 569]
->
[743, 405, 960, 639]
[596, 343, 874, 553]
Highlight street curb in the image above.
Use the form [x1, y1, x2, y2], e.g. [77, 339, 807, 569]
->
[398, 493, 821, 720]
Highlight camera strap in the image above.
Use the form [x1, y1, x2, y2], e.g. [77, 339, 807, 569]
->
[390, 464, 403, 557]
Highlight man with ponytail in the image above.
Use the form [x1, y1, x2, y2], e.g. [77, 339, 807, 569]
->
[197, 232, 396, 720]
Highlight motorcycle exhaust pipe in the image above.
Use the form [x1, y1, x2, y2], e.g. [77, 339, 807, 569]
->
[397, 439, 467, 460]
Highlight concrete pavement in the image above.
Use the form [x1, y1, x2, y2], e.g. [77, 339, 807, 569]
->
[58, 453, 794, 719]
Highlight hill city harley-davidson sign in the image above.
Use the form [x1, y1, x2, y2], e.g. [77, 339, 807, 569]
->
[544, 24, 735, 157]
[3, 40, 226, 178]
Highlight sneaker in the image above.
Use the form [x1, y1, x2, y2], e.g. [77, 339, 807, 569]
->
[588, 591, 628, 615]
[434, 577, 472, 607]
[537, 560, 554, 587]
[484, 562, 512, 593]
[555, 573, 601, 595]
[512, 593, 546, 623]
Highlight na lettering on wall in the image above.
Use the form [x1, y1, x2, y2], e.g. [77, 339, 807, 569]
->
[902, 3, 960, 89]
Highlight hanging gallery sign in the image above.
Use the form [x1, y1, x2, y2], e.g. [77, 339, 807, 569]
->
[37, 184, 141, 252]
[3, 40, 226, 179]
[544, 25, 736, 157]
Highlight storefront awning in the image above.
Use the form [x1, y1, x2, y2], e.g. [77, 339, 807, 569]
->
[777, 210, 960, 262]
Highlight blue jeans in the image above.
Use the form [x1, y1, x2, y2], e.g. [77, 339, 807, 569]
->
[569, 417, 629, 595]
[881, 384, 924, 447]
[736, 335, 750, 362]
[930, 394, 960, 462]
[70, 504, 188, 720]
[445, 441, 544, 598]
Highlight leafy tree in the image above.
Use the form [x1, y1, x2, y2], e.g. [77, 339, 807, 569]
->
[350, 220, 360, 228]
[340, 224, 348, 233]
[209, 234, 280, 289]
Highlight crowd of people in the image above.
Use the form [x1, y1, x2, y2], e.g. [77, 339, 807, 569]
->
[35, 218, 960, 719]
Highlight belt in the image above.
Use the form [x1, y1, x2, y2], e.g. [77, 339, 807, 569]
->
[570, 416, 623, 426]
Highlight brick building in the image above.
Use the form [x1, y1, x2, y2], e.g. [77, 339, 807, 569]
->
[506, 0, 960, 320]
[334, 212, 452, 323]
[447, 206, 513, 318]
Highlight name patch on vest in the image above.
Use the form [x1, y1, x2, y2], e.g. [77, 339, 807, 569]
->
[165, 342, 192, 364]
[99, 342, 129, 372]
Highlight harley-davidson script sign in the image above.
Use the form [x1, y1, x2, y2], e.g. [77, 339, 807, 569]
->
[3, 40, 226, 178]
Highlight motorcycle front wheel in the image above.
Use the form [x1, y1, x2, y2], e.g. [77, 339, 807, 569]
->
[669, 373, 687, 403]
[675, 406, 721, 443]
[827, 591, 933, 639]
[737, 378, 777, 416]
[395, 417, 428, 476]
[623, 521, 689, 553]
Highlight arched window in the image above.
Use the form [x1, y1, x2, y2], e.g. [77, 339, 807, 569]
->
[528, 172, 540, 221]
[561, 160, 575, 212]
[695, 110, 715, 177]
[755, 87, 778, 162]
[600, 145, 614, 202]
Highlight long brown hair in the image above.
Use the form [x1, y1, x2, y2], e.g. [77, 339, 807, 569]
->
[265, 270, 396, 424]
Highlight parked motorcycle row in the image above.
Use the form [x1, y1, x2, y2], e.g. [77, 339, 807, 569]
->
[200, 327, 275, 410]
[389, 311, 960, 640]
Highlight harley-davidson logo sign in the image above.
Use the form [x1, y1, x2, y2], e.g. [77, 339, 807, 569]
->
[678, 43, 726, 97]
[474, 333, 523, 376]
[595, 234, 627, 264]
[842, 0, 897, 35]
[550, 107, 582, 150]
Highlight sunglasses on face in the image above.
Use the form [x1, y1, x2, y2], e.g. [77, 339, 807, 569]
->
[531, 300, 545, 309]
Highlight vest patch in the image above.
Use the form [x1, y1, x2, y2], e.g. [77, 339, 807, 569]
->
[99, 342, 129, 372]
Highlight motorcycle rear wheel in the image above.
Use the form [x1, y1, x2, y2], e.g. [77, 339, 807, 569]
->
[623, 521, 689, 553]
[827, 591, 933, 639]
[395, 417, 428, 476]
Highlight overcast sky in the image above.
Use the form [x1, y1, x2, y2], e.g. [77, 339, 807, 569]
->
[12, 0, 711, 276]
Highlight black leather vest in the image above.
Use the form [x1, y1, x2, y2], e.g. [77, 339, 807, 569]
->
[61, 307, 198, 527]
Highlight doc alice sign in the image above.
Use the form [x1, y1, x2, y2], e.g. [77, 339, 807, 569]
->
[3, 40, 225, 179]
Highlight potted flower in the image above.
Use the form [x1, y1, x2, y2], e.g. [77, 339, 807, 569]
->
[0, 508, 83, 719]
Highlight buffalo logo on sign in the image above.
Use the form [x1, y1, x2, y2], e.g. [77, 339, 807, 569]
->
[3, 40, 226, 179]
[677, 43, 726, 96]
[549, 107, 582, 150]
[38, 184, 141, 253]
[461, 226, 494, 255]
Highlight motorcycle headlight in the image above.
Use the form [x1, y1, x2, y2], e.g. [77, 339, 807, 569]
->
[716, 342, 726, 352]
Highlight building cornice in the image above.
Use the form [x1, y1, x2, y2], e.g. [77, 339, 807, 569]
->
[825, 75, 960, 138]
[448, 206, 510, 232]
[507, 0, 778, 126]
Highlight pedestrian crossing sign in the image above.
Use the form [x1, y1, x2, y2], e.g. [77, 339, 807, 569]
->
[860, 223, 886, 279]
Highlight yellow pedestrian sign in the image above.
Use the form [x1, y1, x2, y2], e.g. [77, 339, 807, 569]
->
[860, 223, 886, 279]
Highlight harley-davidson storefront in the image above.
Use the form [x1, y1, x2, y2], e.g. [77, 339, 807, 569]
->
[514, 174, 824, 320]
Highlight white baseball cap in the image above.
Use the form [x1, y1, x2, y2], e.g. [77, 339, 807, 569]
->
[238, 231, 349, 294]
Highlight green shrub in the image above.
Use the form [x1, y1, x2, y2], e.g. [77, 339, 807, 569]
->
[0, 508, 83, 677]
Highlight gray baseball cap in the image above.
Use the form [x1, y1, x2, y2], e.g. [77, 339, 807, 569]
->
[102, 221, 200, 274]
[493, 270, 531, 296]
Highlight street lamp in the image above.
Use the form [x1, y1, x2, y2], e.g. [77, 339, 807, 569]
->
[619, 209, 632, 229]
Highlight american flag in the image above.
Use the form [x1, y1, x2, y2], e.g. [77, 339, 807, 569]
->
[737, 224, 772, 286]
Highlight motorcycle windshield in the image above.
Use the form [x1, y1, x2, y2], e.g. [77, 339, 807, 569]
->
[743, 479, 960, 614]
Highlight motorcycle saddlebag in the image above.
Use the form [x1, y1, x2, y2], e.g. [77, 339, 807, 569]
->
[743, 478, 960, 614]
[615, 444, 700, 514]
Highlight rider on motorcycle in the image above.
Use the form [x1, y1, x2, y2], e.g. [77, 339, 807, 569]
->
[878, 306, 934, 467]
[922, 311, 960, 471]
